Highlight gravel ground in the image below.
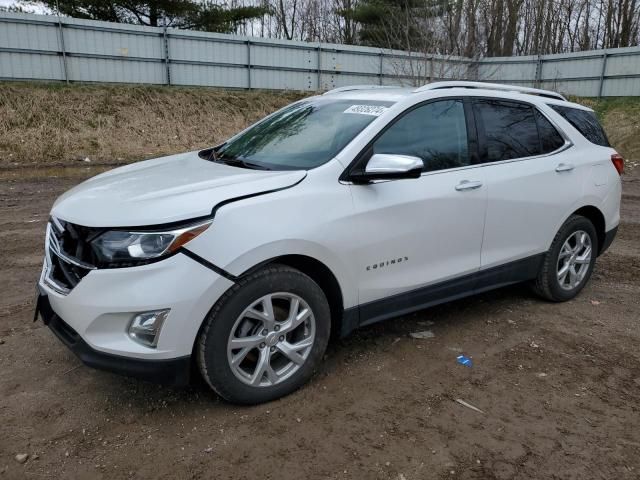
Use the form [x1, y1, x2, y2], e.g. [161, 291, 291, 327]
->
[0, 165, 639, 480]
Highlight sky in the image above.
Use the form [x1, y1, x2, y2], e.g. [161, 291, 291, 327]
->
[0, 0, 48, 12]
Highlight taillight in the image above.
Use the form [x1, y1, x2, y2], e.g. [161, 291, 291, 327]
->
[611, 153, 624, 175]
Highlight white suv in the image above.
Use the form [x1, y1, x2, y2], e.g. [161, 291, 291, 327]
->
[36, 81, 622, 404]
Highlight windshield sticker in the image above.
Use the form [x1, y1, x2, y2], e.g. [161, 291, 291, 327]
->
[343, 105, 389, 116]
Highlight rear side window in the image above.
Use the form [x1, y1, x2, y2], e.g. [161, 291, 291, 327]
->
[549, 104, 610, 147]
[535, 110, 566, 153]
[474, 100, 540, 161]
[373, 99, 469, 172]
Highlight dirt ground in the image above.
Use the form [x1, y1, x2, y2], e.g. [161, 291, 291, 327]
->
[0, 164, 639, 480]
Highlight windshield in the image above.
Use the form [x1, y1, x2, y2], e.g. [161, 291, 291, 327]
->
[214, 98, 394, 170]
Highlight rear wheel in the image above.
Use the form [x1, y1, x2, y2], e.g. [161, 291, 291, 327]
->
[196, 264, 330, 405]
[533, 215, 598, 302]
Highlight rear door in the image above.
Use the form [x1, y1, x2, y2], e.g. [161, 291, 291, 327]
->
[473, 99, 584, 270]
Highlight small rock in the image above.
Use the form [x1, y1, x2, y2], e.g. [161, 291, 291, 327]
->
[204, 447, 213, 453]
[296, 418, 301, 423]
[410, 330, 435, 339]
[83, 157, 91, 163]
[417, 320, 435, 327]
[507, 319, 515, 325]
[590, 300, 601, 306]
[15, 454, 28, 464]
[536, 372, 548, 378]
[530, 341, 539, 348]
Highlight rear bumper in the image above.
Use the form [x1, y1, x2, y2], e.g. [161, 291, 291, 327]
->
[36, 290, 191, 386]
[600, 226, 618, 256]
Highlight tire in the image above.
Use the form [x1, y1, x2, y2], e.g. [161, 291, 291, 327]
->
[196, 264, 331, 405]
[532, 215, 598, 302]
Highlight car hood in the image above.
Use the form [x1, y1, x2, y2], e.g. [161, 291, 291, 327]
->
[51, 151, 307, 227]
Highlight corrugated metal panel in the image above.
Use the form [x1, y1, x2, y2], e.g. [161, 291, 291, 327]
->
[171, 64, 248, 88]
[2, 11, 640, 95]
[478, 60, 538, 82]
[64, 27, 162, 59]
[251, 69, 314, 90]
[606, 53, 640, 77]
[541, 79, 600, 97]
[541, 57, 602, 80]
[170, 34, 247, 65]
[0, 51, 64, 80]
[251, 43, 315, 70]
[603, 77, 640, 96]
[0, 18, 59, 51]
[67, 56, 164, 84]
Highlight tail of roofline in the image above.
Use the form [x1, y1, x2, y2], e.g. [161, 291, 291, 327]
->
[323, 81, 567, 102]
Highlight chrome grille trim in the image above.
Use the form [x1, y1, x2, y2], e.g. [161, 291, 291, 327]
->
[43, 223, 72, 295]
[43, 220, 95, 295]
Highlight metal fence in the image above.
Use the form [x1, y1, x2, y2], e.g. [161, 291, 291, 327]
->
[2, 11, 640, 96]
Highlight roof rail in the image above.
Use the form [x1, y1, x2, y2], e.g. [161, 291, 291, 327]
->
[322, 85, 399, 95]
[414, 81, 567, 101]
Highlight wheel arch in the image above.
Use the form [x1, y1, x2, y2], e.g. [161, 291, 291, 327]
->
[240, 254, 347, 340]
[571, 205, 606, 255]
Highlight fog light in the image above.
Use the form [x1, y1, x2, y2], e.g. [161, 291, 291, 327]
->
[128, 309, 170, 348]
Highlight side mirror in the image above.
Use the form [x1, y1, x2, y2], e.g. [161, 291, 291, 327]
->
[351, 154, 424, 182]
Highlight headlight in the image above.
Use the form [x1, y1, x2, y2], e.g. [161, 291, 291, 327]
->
[91, 220, 211, 266]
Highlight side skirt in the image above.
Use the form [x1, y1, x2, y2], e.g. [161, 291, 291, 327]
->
[341, 254, 544, 336]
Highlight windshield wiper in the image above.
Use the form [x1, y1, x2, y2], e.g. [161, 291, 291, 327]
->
[216, 155, 271, 171]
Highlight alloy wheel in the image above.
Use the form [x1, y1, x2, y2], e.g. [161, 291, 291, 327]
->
[556, 230, 592, 290]
[226, 293, 316, 387]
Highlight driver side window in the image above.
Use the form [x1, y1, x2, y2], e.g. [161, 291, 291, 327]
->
[373, 99, 469, 172]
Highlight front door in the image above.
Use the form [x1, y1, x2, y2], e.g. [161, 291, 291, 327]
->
[345, 99, 487, 321]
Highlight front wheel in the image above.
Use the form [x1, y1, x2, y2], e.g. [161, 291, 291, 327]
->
[196, 264, 330, 405]
[532, 215, 598, 302]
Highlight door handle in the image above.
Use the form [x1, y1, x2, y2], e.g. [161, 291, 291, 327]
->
[555, 163, 575, 172]
[455, 180, 483, 191]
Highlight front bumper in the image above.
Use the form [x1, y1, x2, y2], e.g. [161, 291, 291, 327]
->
[37, 289, 191, 385]
[37, 250, 235, 384]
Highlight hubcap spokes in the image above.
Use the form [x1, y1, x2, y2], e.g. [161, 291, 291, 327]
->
[227, 293, 315, 387]
[557, 230, 592, 290]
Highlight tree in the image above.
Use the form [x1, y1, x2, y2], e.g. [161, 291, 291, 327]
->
[26, 0, 268, 32]
[338, 0, 454, 49]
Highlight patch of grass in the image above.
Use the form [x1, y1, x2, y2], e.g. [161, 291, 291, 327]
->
[1, 85, 638, 171]
[0, 83, 308, 167]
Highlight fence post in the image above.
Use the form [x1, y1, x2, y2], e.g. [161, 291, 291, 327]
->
[378, 52, 383, 85]
[317, 45, 322, 90]
[535, 54, 543, 88]
[598, 50, 608, 98]
[56, 15, 69, 83]
[429, 56, 434, 82]
[163, 25, 170, 85]
[247, 41, 252, 89]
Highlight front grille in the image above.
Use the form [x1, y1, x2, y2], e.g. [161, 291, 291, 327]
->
[44, 219, 100, 294]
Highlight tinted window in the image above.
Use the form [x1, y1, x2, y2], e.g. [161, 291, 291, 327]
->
[474, 100, 540, 161]
[535, 110, 565, 153]
[216, 98, 393, 170]
[373, 100, 469, 172]
[549, 104, 609, 147]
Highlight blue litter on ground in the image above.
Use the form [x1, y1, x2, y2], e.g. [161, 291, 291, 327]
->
[457, 355, 473, 367]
